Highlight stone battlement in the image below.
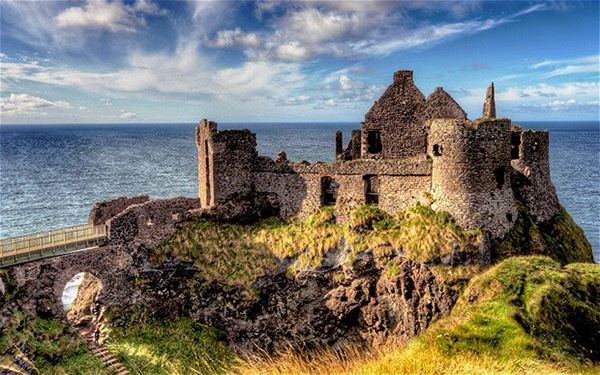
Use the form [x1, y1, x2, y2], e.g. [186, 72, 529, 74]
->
[196, 70, 561, 238]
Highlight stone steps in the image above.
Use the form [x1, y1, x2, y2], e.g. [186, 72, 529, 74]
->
[78, 326, 131, 375]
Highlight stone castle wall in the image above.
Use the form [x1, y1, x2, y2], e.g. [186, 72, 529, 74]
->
[107, 197, 201, 250]
[198, 122, 435, 223]
[88, 195, 150, 226]
[195, 69, 563, 239]
[428, 118, 517, 237]
[511, 129, 560, 222]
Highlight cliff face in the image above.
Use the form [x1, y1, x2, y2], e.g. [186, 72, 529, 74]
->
[121, 252, 458, 353]
[1, 192, 594, 360]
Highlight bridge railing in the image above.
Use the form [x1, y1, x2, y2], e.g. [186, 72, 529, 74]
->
[0, 224, 107, 267]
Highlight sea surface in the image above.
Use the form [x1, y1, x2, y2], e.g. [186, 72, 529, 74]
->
[1, 121, 598, 262]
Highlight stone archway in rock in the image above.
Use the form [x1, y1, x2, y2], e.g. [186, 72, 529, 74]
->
[62, 272, 105, 329]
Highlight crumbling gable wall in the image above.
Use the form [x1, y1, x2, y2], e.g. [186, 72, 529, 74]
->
[424, 87, 468, 120]
[511, 129, 560, 222]
[361, 71, 427, 160]
[428, 118, 517, 238]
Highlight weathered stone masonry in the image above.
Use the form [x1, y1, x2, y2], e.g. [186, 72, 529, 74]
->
[196, 69, 560, 239]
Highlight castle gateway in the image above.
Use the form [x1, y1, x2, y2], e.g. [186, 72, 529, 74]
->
[196, 70, 559, 238]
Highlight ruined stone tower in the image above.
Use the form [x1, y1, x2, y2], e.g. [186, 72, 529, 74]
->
[428, 118, 517, 237]
[196, 119, 257, 207]
[483, 82, 496, 118]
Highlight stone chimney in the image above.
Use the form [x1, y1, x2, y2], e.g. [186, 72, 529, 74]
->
[393, 70, 414, 84]
[483, 82, 496, 118]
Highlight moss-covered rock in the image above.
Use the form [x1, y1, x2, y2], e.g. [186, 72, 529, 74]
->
[492, 199, 594, 264]
[444, 257, 599, 363]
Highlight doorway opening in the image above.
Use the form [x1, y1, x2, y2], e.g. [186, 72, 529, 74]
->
[321, 176, 339, 206]
[364, 175, 379, 205]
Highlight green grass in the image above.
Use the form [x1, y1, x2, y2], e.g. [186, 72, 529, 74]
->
[0, 311, 108, 374]
[432, 257, 600, 364]
[108, 317, 234, 374]
[168, 204, 482, 279]
[492, 199, 594, 264]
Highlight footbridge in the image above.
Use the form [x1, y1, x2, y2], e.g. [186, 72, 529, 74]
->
[0, 224, 107, 268]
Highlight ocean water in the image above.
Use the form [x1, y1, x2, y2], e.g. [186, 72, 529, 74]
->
[1, 121, 598, 262]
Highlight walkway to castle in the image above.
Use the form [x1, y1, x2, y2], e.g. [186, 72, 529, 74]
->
[0, 224, 107, 267]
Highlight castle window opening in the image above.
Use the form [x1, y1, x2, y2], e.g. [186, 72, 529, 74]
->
[494, 167, 506, 189]
[506, 213, 513, 223]
[364, 175, 379, 205]
[433, 144, 443, 157]
[321, 176, 339, 206]
[511, 132, 521, 159]
[366, 130, 382, 154]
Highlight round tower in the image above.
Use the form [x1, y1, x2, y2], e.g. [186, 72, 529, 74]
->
[428, 118, 517, 238]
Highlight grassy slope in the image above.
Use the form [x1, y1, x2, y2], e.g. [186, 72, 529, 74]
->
[3, 202, 595, 374]
[0, 312, 107, 374]
[108, 317, 233, 375]
[151, 205, 482, 289]
[237, 257, 600, 374]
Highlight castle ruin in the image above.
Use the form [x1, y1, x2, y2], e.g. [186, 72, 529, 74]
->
[196, 70, 560, 238]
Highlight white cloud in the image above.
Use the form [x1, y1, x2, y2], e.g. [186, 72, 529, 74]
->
[529, 55, 599, 78]
[1, 93, 71, 116]
[101, 98, 113, 106]
[210, 28, 262, 48]
[277, 95, 312, 106]
[117, 109, 138, 119]
[541, 99, 599, 112]
[531, 55, 599, 69]
[546, 64, 600, 78]
[211, 3, 544, 62]
[274, 42, 311, 61]
[0, 41, 305, 103]
[189, 0, 236, 39]
[498, 82, 599, 101]
[514, 99, 600, 113]
[55, 0, 164, 33]
[0, 53, 7, 60]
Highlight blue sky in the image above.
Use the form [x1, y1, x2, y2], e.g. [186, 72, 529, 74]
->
[1, 0, 598, 124]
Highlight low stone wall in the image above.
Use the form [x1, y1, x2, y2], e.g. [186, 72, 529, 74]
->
[88, 195, 150, 225]
[107, 197, 201, 250]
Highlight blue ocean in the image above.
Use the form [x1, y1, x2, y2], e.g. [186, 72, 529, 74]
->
[1, 121, 598, 262]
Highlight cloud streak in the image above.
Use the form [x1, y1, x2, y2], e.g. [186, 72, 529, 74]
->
[1, 93, 71, 116]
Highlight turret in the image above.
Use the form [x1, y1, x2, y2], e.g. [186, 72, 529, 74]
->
[428, 118, 517, 238]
